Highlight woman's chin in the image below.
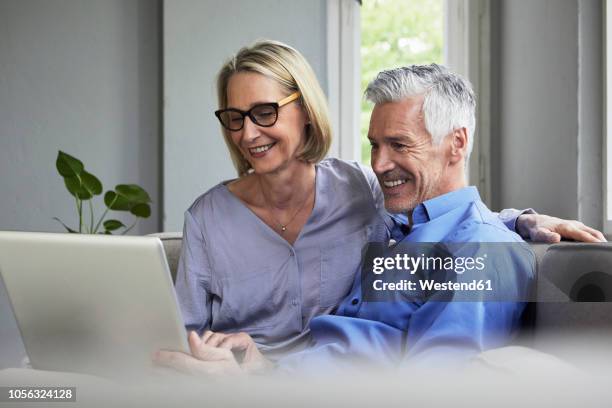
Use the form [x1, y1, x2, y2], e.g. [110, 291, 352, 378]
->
[250, 159, 302, 176]
[250, 161, 283, 175]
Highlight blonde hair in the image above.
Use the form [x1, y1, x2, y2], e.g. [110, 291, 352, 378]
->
[216, 40, 332, 176]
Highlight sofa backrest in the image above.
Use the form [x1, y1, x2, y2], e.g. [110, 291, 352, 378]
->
[151, 233, 612, 336]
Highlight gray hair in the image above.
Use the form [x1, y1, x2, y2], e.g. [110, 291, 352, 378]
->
[364, 64, 476, 160]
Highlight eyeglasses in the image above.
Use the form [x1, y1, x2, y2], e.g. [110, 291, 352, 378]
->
[215, 92, 301, 131]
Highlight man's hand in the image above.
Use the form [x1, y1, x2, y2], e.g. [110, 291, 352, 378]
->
[516, 214, 606, 243]
[154, 331, 243, 376]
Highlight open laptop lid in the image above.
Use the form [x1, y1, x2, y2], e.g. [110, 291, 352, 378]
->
[0, 231, 189, 377]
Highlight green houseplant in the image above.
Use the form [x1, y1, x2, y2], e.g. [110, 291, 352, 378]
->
[54, 151, 151, 234]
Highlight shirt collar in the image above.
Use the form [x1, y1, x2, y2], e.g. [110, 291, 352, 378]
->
[387, 186, 481, 240]
[419, 186, 481, 222]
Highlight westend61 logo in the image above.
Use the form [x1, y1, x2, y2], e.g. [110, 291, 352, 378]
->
[361, 242, 536, 303]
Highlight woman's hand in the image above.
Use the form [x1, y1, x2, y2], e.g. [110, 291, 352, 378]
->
[154, 331, 243, 376]
[153, 331, 271, 376]
[201, 330, 272, 373]
[517, 214, 606, 243]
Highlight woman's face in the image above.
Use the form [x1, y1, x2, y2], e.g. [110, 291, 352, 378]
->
[226, 72, 308, 175]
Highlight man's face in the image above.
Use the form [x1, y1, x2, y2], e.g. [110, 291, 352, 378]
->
[368, 96, 449, 214]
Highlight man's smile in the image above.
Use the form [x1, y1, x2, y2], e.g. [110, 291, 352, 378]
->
[383, 179, 408, 188]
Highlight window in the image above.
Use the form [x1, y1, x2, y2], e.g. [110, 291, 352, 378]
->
[328, 1, 488, 200]
[360, 0, 444, 164]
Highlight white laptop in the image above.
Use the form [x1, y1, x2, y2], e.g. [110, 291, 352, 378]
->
[0, 231, 189, 378]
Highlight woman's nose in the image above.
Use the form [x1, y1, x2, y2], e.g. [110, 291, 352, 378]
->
[241, 115, 260, 142]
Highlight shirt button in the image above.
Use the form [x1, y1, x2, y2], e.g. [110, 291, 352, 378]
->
[351, 298, 359, 305]
[289, 250, 294, 257]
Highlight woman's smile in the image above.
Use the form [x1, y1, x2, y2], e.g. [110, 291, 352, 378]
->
[248, 142, 277, 158]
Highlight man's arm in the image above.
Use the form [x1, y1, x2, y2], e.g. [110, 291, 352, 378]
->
[515, 213, 606, 243]
[499, 209, 606, 243]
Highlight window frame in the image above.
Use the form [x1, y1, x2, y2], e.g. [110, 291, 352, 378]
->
[326, 0, 361, 161]
[444, 0, 492, 205]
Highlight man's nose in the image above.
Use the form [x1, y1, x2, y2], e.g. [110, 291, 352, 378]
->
[372, 147, 394, 175]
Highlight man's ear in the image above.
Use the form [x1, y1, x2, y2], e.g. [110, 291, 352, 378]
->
[448, 127, 468, 164]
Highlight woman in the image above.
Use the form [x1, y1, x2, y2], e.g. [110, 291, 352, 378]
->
[175, 40, 386, 359]
[174, 40, 605, 362]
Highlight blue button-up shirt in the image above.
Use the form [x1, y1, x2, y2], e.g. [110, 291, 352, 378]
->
[278, 186, 535, 371]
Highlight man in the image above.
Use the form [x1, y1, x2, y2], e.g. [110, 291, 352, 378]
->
[155, 64, 605, 374]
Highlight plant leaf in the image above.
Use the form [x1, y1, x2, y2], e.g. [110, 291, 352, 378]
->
[115, 184, 151, 204]
[103, 219, 125, 231]
[52, 217, 77, 233]
[130, 203, 151, 218]
[104, 190, 130, 211]
[57, 151, 101, 200]
[64, 176, 92, 200]
[81, 171, 103, 196]
[56, 151, 84, 178]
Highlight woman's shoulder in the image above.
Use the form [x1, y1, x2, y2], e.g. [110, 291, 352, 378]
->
[317, 157, 374, 179]
[317, 158, 383, 211]
[186, 182, 233, 219]
[318, 157, 361, 171]
[318, 158, 378, 190]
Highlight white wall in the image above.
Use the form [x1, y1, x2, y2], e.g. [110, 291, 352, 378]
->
[0, 0, 161, 235]
[578, 0, 604, 230]
[162, 0, 328, 231]
[492, 0, 603, 227]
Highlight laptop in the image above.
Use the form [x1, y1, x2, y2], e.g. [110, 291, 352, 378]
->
[0, 231, 189, 378]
